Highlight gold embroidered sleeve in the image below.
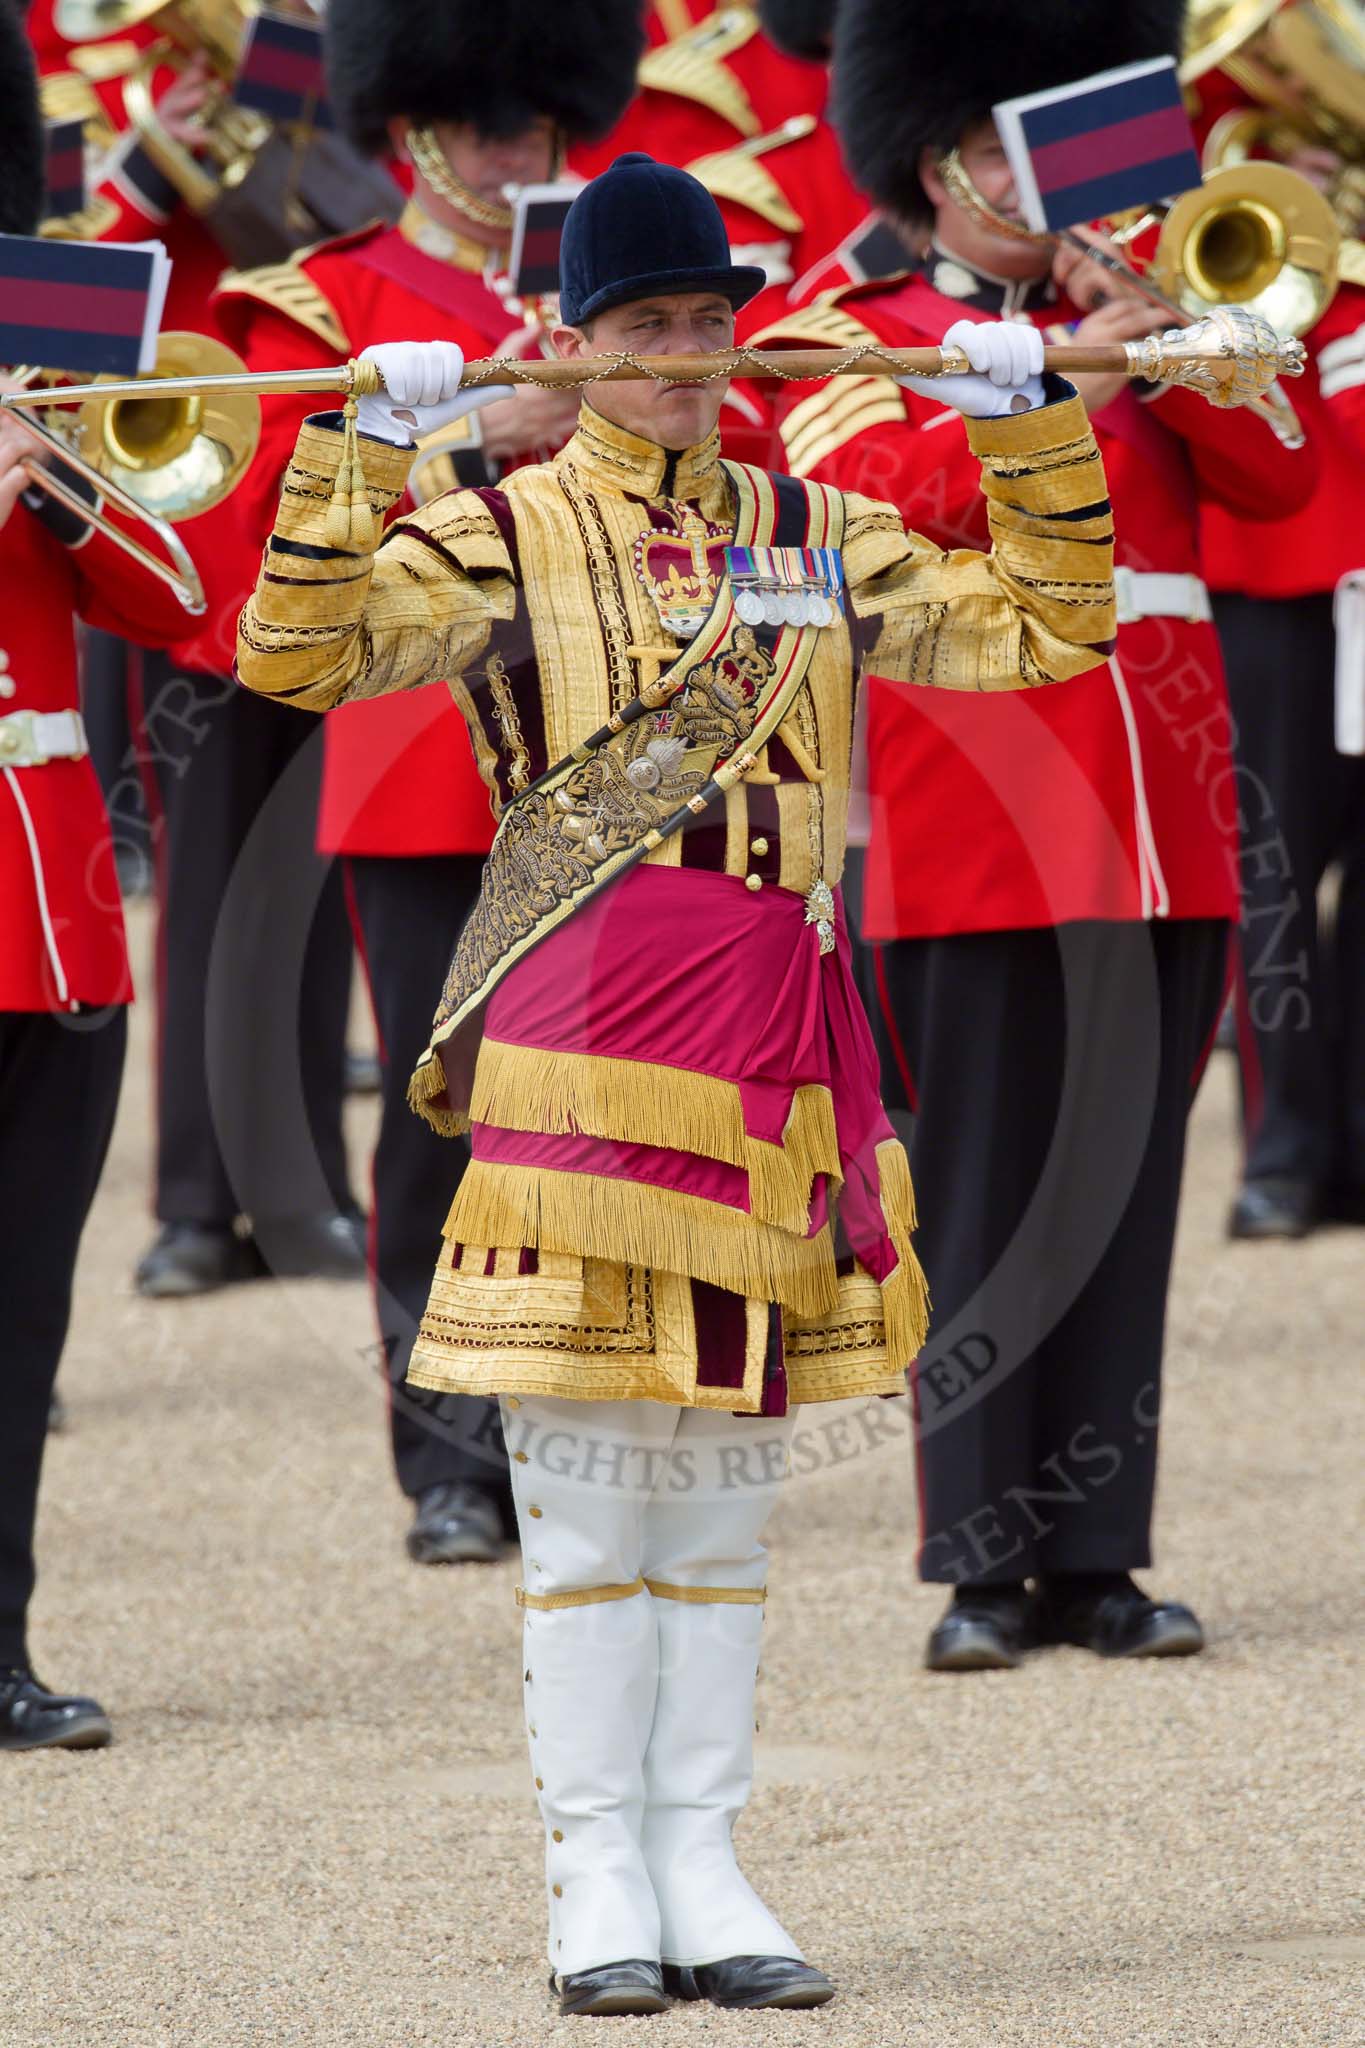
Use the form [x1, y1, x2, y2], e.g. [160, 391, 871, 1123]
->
[845, 392, 1116, 691]
[236, 419, 516, 713]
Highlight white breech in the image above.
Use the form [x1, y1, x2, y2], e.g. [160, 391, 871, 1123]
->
[499, 1395, 801, 1976]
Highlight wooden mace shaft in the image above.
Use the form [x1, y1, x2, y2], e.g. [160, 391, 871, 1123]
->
[456, 345, 1127, 386]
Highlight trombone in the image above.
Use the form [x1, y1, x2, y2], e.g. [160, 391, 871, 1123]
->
[3, 333, 262, 616]
[936, 148, 1329, 444]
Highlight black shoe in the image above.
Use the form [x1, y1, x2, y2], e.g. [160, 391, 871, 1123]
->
[663, 1957, 835, 2010]
[1029, 1575, 1205, 1659]
[1323, 1180, 1365, 1226]
[134, 1223, 265, 1299]
[925, 1584, 1028, 1672]
[253, 1210, 367, 1281]
[552, 1961, 669, 2016]
[0, 1669, 112, 1752]
[1228, 1177, 1317, 1240]
[406, 1482, 504, 1565]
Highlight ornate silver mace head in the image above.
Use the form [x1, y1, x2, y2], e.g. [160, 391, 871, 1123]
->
[1126, 305, 1307, 409]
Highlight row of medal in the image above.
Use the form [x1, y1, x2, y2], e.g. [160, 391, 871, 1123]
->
[726, 545, 846, 631]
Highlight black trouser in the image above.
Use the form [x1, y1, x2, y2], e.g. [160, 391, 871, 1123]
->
[1215, 591, 1365, 1196]
[876, 919, 1228, 1585]
[79, 629, 151, 878]
[346, 854, 512, 1516]
[0, 1005, 126, 1667]
[135, 655, 354, 1226]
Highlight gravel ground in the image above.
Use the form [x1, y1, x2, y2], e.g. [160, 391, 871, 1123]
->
[3, 904, 1362, 2047]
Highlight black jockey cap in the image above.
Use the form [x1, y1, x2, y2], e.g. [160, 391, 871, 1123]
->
[0, 0, 46, 237]
[833, 0, 1190, 230]
[559, 154, 767, 328]
[758, 0, 838, 62]
[327, 0, 644, 156]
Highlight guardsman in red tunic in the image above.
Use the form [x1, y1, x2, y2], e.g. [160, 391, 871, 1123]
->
[197, 0, 644, 1565]
[26, 0, 228, 333]
[0, 9, 190, 1751]
[760, 0, 1317, 1670]
[1182, 62, 1365, 1237]
[29, 0, 374, 1303]
[571, 2, 864, 353]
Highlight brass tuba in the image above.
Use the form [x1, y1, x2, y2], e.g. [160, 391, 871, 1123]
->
[1182, 0, 1365, 279]
[53, 0, 268, 216]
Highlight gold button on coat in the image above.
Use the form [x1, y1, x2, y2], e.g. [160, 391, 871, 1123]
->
[529, 1505, 543, 1518]
[751, 836, 769, 855]
[514, 1450, 528, 1463]
[552, 1829, 563, 1842]
[0, 677, 15, 699]
[745, 874, 762, 892]
[552, 1883, 563, 1898]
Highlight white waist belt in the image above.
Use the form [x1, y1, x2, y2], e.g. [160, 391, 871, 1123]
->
[0, 709, 89, 766]
[1113, 567, 1211, 626]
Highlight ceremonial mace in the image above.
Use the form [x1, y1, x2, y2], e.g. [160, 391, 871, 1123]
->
[1, 306, 1304, 421]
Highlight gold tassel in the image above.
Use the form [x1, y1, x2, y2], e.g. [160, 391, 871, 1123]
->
[441, 1159, 841, 1323]
[323, 361, 379, 551]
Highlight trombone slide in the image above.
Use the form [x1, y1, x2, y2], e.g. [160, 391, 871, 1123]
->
[8, 410, 207, 616]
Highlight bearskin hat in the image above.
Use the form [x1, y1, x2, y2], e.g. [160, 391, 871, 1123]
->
[0, 0, 46, 237]
[758, 0, 837, 62]
[834, 0, 1190, 227]
[327, 0, 646, 157]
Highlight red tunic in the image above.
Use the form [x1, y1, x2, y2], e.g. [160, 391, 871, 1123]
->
[1178, 66, 1365, 597]
[569, 7, 862, 356]
[761, 270, 1317, 938]
[0, 508, 189, 1011]
[208, 222, 552, 858]
[28, 0, 228, 334]
[1200, 283, 1365, 597]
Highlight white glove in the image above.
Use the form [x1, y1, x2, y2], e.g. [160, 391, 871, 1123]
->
[354, 341, 514, 447]
[897, 319, 1046, 419]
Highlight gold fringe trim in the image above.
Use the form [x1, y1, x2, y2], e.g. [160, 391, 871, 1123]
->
[467, 1038, 841, 1235]
[516, 1577, 645, 1611]
[876, 1135, 919, 1237]
[472, 1038, 742, 1163]
[644, 1580, 767, 1605]
[873, 1137, 930, 1364]
[746, 1085, 840, 1233]
[443, 1160, 840, 1323]
[407, 1049, 468, 1137]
